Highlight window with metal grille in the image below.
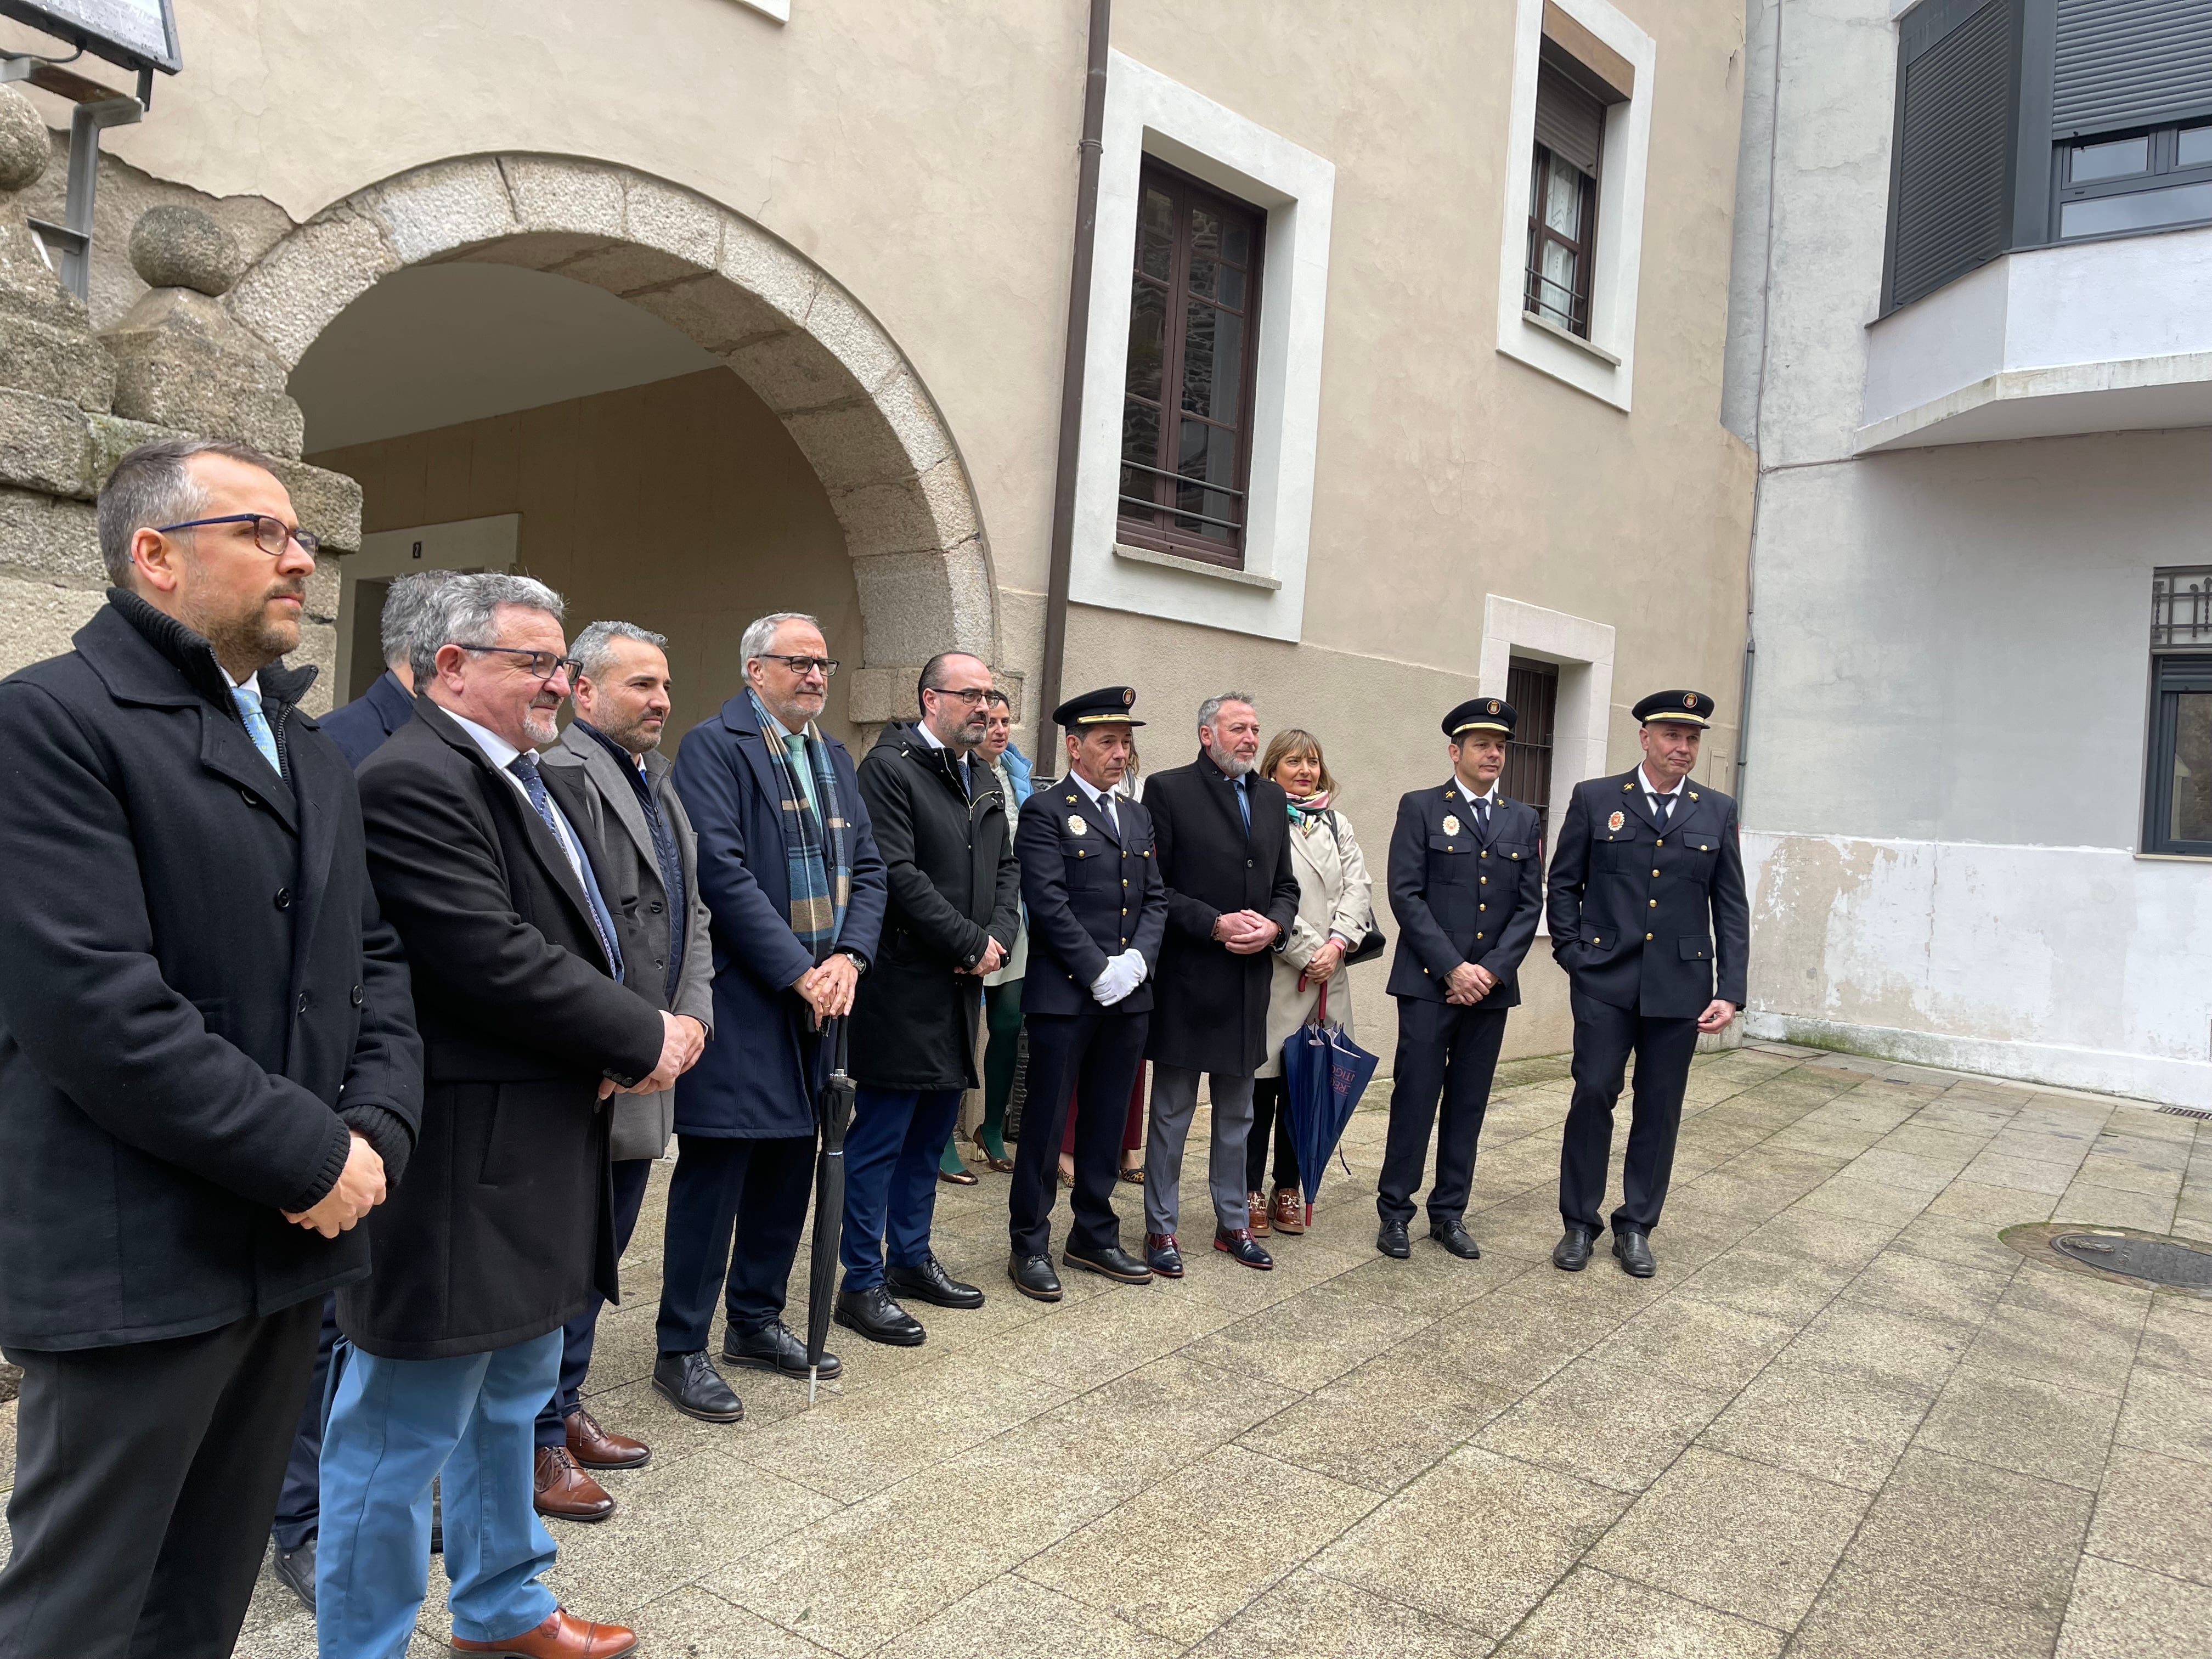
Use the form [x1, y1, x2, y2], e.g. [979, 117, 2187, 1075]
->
[1119, 161, 1265, 569]
[1526, 61, 1604, 337]
[2153, 566, 2212, 649]
[1503, 656, 1560, 854]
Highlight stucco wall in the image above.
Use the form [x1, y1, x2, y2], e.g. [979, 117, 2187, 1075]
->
[310, 366, 864, 747]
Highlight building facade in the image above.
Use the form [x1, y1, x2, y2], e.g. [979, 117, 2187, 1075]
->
[1728, 0, 2212, 1104]
[0, 0, 1755, 1065]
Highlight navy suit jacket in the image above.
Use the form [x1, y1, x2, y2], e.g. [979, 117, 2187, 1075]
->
[669, 695, 886, 1138]
[320, 669, 416, 769]
[1384, 780, 1544, 1007]
[1015, 776, 1167, 1019]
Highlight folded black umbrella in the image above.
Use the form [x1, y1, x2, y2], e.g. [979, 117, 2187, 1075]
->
[805, 1014, 856, 1404]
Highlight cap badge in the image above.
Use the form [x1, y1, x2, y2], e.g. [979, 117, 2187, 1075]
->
[1441, 814, 1461, 836]
[1122, 688, 1135, 707]
[1684, 692, 1697, 708]
[1067, 814, 1088, 836]
[1607, 810, 1626, 832]
[1486, 699, 1500, 714]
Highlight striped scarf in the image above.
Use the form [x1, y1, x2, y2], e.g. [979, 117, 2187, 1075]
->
[752, 691, 851, 961]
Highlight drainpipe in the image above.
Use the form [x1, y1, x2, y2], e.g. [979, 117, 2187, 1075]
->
[1036, 0, 1111, 744]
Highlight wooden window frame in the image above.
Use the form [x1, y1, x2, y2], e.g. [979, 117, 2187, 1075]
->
[1118, 159, 1266, 571]
[1525, 57, 1606, 339]
[1504, 656, 1561, 855]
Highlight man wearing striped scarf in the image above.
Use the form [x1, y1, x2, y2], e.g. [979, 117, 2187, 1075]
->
[653, 613, 887, 1424]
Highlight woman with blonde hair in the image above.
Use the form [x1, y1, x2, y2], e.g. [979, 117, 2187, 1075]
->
[1249, 726, 1373, 1234]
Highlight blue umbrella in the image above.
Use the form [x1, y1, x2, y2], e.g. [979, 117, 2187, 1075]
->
[1282, 979, 1380, 1226]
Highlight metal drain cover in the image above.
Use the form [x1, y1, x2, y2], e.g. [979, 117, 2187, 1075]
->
[2052, 1232, 2212, 1289]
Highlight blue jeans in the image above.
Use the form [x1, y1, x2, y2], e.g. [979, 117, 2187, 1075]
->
[839, 1085, 963, 1291]
[315, 1330, 562, 1657]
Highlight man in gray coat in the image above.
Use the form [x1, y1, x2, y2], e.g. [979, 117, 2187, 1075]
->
[536, 621, 712, 1521]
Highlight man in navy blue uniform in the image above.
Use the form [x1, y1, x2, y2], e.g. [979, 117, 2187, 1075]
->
[1376, 697, 1545, 1262]
[1546, 689, 1748, 1277]
[1005, 687, 1169, 1301]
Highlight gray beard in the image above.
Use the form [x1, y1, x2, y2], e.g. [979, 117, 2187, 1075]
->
[1207, 742, 1253, 778]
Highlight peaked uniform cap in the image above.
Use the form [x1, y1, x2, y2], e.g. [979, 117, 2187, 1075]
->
[1633, 689, 1714, 727]
[1054, 685, 1144, 728]
[1444, 697, 1517, 738]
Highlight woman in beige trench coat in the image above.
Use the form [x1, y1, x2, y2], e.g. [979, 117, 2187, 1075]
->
[1249, 727, 1373, 1236]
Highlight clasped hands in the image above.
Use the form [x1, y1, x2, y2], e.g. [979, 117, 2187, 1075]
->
[597, 1009, 709, 1100]
[1211, 910, 1280, 956]
[1090, 950, 1147, 1006]
[283, 1130, 386, 1239]
[1445, 961, 1498, 1005]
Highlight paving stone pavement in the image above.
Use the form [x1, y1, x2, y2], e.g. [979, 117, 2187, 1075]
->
[4, 1041, 2209, 1657]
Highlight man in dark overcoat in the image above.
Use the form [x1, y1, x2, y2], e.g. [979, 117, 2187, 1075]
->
[653, 612, 886, 1421]
[836, 650, 1020, 1345]
[1547, 689, 1748, 1278]
[319, 569, 452, 768]
[0, 438, 420, 1659]
[535, 620, 714, 1520]
[1376, 698, 1545, 1262]
[323, 573, 683, 1659]
[1141, 691, 1301, 1275]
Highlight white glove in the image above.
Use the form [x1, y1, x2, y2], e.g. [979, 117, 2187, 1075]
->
[1090, 950, 1147, 1006]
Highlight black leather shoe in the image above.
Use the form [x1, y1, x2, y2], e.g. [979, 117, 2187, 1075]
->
[1009, 1251, 1063, 1301]
[1376, 1219, 1412, 1259]
[1430, 1220, 1482, 1260]
[652, 1350, 743, 1423]
[1215, 1227, 1273, 1269]
[1144, 1231, 1184, 1278]
[1553, 1225, 1596, 1271]
[835, 1284, 927, 1346]
[1063, 1243, 1153, 1284]
[724, 1319, 839, 1379]
[272, 1536, 315, 1613]
[887, 1252, 985, 1309]
[1613, 1227, 1657, 1278]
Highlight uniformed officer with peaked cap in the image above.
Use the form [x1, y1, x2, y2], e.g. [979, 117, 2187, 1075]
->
[1545, 689, 1748, 1277]
[1375, 697, 1545, 1261]
[1005, 686, 1169, 1301]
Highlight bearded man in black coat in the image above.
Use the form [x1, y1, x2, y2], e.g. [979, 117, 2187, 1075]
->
[836, 651, 1019, 1346]
[0, 438, 420, 1659]
[1140, 691, 1301, 1276]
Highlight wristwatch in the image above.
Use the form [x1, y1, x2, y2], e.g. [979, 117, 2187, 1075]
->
[834, 946, 869, 977]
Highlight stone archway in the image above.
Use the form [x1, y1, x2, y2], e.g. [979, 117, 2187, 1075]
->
[224, 154, 996, 719]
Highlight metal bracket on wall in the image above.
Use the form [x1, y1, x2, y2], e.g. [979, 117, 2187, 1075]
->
[0, 54, 142, 303]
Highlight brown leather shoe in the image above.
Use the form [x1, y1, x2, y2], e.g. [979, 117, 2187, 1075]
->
[532, 1446, 615, 1523]
[452, 1606, 636, 1656]
[565, 1407, 650, 1471]
[1246, 1190, 1271, 1235]
[1270, 1186, 1307, 1234]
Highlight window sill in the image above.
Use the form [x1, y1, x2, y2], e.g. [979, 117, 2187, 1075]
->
[1111, 541, 1283, 591]
[1520, 309, 1622, 366]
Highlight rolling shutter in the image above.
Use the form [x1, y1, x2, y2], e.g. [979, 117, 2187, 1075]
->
[1888, 0, 2019, 310]
[2053, 0, 2212, 138]
[1534, 63, 1605, 177]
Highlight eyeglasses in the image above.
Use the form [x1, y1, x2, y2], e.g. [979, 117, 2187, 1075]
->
[155, 513, 321, 558]
[925, 686, 992, 706]
[755, 654, 839, 678]
[455, 644, 583, 681]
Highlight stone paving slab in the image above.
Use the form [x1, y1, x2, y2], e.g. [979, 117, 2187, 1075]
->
[3, 1041, 2208, 1657]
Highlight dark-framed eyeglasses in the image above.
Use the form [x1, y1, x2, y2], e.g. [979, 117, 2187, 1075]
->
[755, 653, 839, 678]
[454, 644, 583, 682]
[925, 685, 992, 707]
[154, 512, 321, 558]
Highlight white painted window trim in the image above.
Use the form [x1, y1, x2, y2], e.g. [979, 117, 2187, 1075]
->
[1479, 596, 1616, 928]
[1070, 49, 1336, 644]
[1494, 0, 1656, 411]
[727, 0, 790, 21]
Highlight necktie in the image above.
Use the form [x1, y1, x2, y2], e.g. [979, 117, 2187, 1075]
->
[230, 684, 280, 775]
[1472, 795, 1490, 833]
[1097, 787, 1117, 837]
[509, 753, 625, 980]
[1650, 791, 1672, 823]
[784, 731, 821, 825]
[1234, 776, 1251, 832]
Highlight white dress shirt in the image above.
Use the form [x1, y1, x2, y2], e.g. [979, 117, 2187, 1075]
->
[1069, 769, 1119, 836]
[446, 710, 589, 883]
[1637, 764, 1688, 822]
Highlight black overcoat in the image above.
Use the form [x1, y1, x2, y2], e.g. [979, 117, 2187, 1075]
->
[1546, 768, 1751, 1019]
[1384, 780, 1545, 1006]
[1143, 753, 1302, 1075]
[0, 592, 421, 1352]
[849, 723, 1020, 1091]
[347, 698, 667, 1360]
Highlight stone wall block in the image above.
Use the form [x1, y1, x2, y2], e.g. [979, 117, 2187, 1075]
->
[103, 286, 306, 457]
[0, 315, 116, 411]
[0, 571, 104, 678]
[228, 208, 398, 368]
[0, 486, 102, 585]
[287, 614, 338, 716]
[915, 456, 982, 546]
[870, 372, 956, 477]
[556, 241, 709, 298]
[801, 281, 905, 402]
[717, 217, 820, 331]
[304, 552, 341, 620]
[264, 459, 364, 554]
[0, 388, 95, 498]
[938, 533, 997, 659]
[456, 230, 614, 273]
[500, 156, 626, 240]
[783, 402, 933, 495]
[625, 275, 791, 355]
[849, 550, 961, 664]
[622, 176, 723, 272]
[365, 158, 521, 267]
[844, 664, 921, 725]
[721, 329, 864, 416]
[826, 476, 944, 561]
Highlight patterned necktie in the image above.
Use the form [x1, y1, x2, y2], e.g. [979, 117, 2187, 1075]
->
[230, 684, 281, 775]
[508, 752, 625, 980]
[1234, 775, 1251, 832]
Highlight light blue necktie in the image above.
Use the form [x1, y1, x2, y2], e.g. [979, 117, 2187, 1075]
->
[783, 731, 821, 825]
[230, 684, 281, 775]
[1234, 775, 1251, 833]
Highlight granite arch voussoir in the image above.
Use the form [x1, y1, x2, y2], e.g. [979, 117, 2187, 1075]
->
[225, 153, 996, 678]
